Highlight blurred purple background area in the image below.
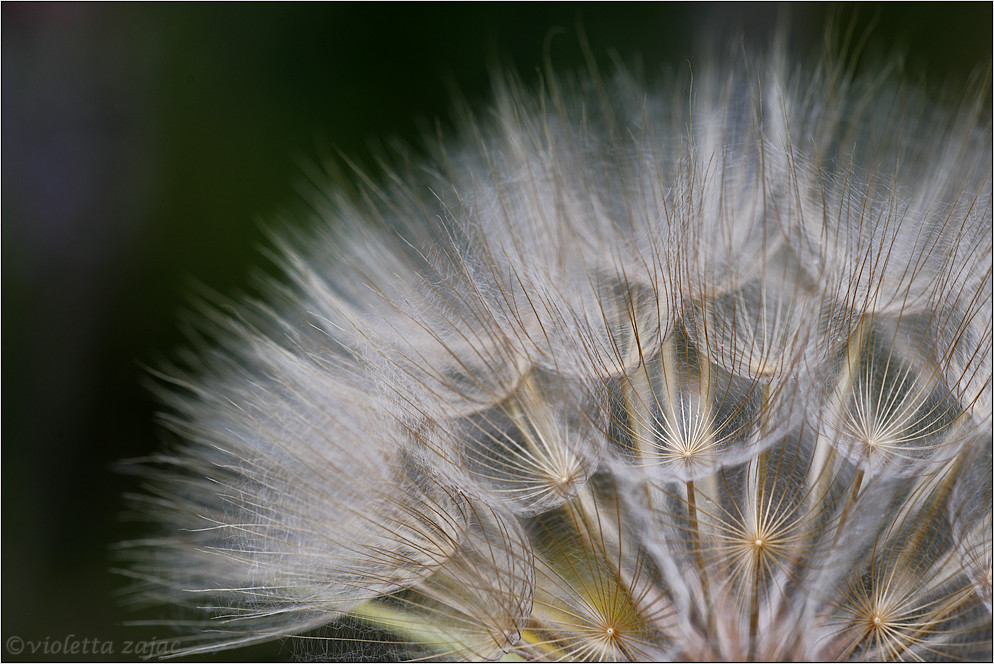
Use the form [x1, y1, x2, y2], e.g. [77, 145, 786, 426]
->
[2, 3, 989, 661]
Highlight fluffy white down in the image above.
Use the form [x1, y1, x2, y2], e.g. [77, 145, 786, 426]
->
[123, 38, 992, 662]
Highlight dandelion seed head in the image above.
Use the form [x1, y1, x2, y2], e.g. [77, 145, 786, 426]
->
[122, 25, 992, 663]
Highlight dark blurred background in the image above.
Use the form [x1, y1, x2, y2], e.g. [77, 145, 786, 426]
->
[2, 3, 990, 662]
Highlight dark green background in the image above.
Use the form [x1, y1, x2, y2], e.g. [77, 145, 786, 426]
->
[2, 3, 990, 661]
